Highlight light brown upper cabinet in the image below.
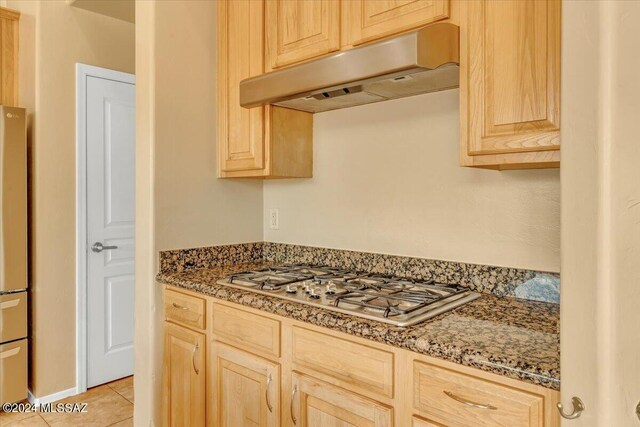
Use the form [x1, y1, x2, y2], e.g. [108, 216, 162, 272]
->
[265, 0, 341, 70]
[217, 0, 266, 176]
[217, 0, 313, 179]
[342, 0, 449, 46]
[0, 7, 19, 107]
[459, 0, 561, 170]
[218, 0, 561, 175]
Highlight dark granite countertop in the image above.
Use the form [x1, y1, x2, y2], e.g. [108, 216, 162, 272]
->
[157, 262, 560, 390]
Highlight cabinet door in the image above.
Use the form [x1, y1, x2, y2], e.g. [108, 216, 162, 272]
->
[217, 0, 266, 176]
[212, 342, 280, 427]
[0, 8, 19, 107]
[460, 0, 561, 169]
[291, 373, 393, 427]
[265, 0, 340, 69]
[343, 0, 449, 46]
[162, 322, 205, 427]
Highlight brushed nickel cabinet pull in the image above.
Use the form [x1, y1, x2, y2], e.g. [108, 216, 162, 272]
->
[265, 374, 273, 412]
[444, 390, 497, 410]
[172, 303, 189, 310]
[192, 343, 199, 374]
[290, 385, 298, 425]
[557, 397, 585, 420]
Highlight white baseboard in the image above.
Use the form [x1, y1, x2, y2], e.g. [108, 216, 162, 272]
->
[27, 387, 78, 407]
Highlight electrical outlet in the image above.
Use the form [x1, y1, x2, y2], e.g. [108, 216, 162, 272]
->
[269, 208, 279, 230]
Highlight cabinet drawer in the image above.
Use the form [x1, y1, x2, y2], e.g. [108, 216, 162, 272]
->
[212, 302, 280, 358]
[164, 289, 206, 330]
[0, 339, 27, 404]
[0, 291, 27, 342]
[413, 361, 544, 427]
[291, 326, 394, 399]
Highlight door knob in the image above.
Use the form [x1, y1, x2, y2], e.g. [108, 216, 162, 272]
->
[91, 242, 118, 253]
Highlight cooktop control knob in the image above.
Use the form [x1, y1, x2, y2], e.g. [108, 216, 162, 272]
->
[326, 282, 337, 295]
[308, 287, 321, 299]
[286, 284, 298, 294]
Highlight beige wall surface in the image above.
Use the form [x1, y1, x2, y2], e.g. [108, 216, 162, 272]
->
[152, 0, 263, 250]
[134, 1, 263, 424]
[263, 90, 561, 273]
[134, 0, 156, 423]
[561, 1, 640, 425]
[606, 2, 640, 422]
[7, 0, 135, 397]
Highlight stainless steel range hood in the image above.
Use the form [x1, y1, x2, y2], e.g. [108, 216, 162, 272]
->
[240, 23, 459, 113]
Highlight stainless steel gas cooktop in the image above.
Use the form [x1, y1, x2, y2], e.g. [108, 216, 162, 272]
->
[217, 264, 480, 327]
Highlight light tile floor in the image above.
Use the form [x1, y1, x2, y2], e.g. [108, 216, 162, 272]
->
[0, 376, 134, 427]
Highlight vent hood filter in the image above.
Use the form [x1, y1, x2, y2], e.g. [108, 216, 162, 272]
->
[240, 23, 460, 113]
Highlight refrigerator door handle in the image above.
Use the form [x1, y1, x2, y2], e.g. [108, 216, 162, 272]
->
[0, 346, 20, 359]
[0, 299, 19, 310]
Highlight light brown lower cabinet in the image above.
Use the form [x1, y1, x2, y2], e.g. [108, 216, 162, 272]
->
[162, 322, 205, 427]
[413, 360, 550, 427]
[163, 286, 560, 427]
[291, 373, 392, 427]
[211, 342, 280, 427]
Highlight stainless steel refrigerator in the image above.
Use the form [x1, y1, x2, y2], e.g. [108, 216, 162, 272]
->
[0, 106, 27, 405]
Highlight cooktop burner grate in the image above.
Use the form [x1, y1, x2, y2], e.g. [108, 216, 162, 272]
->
[218, 264, 480, 327]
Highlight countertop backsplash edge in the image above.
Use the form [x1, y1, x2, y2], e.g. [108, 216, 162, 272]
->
[158, 242, 559, 304]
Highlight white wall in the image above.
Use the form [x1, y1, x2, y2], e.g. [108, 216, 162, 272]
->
[264, 90, 560, 273]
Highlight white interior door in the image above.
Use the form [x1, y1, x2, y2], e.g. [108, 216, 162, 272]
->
[86, 74, 136, 388]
